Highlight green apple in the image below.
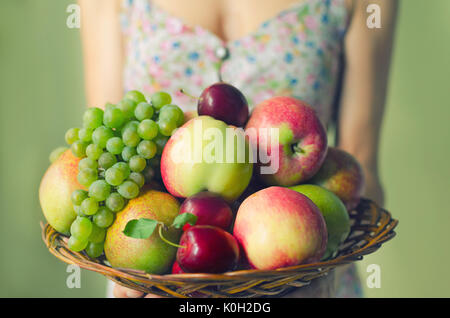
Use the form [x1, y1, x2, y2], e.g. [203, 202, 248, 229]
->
[160, 116, 253, 202]
[289, 184, 350, 259]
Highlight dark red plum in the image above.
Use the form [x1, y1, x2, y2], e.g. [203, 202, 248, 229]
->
[197, 82, 249, 127]
[179, 191, 233, 231]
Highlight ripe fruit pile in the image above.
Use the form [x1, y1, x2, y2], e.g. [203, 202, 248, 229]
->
[40, 82, 366, 277]
[60, 90, 185, 257]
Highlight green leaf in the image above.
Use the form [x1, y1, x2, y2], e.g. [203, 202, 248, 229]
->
[122, 218, 159, 239]
[171, 213, 198, 229]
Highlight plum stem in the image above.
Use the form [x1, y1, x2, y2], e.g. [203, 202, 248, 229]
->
[179, 89, 199, 100]
[158, 225, 185, 249]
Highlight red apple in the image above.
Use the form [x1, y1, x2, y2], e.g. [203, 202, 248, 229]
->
[177, 225, 240, 273]
[310, 147, 365, 210]
[179, 191, 233, 231]
[245, 97, 327, 186]
[233, 186, 327, 270]
[198, 82, 249, 127]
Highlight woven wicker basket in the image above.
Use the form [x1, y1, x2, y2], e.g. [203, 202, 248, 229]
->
[41, 198, 397, 298]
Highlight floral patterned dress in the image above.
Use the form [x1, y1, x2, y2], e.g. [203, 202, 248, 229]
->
[118, 0, 363, 297]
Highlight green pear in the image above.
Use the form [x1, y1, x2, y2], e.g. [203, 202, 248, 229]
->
[104, 188, 181, 274]
[39, 150, 84, 235]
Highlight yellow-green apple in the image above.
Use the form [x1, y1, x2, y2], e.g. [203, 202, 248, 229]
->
[39, 150, 84, 235]
[310, 147, 365, 210]
[245, 96, 328, 186]
[160, 116, 253, 202]
[289, 184, 350, 259]
[233, 186, 327, 270]
[104, 188, 181, 274]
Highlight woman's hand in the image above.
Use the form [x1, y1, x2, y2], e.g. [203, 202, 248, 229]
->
[363, 168, 385, 207]
[113, 283, 163, 298]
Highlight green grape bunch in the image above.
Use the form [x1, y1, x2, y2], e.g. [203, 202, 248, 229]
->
[59, 90, 184, 256]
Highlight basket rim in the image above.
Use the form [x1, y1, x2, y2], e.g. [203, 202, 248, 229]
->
[41, 197, 398, 284]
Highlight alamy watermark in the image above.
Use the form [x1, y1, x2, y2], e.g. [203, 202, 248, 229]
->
[367, 4, 382, 29]
[168, 121, 281, 174]
[366, 264, 381, 288]
[66, 4, 80, 29]
[66, 264, 81, 288]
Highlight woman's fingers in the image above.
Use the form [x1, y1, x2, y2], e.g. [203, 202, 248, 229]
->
[113, 283, 165, 298]
[144, 293, 164, 298]
[113, 284, 144, 298]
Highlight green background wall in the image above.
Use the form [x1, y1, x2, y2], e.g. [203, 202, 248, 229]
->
[0, 0, 449, 297]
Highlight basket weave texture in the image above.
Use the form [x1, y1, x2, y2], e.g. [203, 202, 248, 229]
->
[41, 198, 397, 298]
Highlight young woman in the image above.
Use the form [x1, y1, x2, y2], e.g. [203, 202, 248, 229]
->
[78, 0, 398, 297]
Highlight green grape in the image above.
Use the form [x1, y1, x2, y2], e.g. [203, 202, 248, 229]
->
[134, 102, 154, 121]
[137, 119, 159, 140]
[71, 189, 89, 206]
[105, 192, 125, 212]
[83, 107, 104, 129]
[71, 140, 88, 158]
[159, 104, 184, 126]
[113, 162, 131, 179]
[86, 143, 103, 160]
[124, 90, 147, 104]
[78, 127, 93, 143]
[68, 235, 88, 252]
[49, 146, 68, 163]
[77, 168, 98, 187]
[93, 207, 115, 228]
[81, 197, 99, 216]
[78, 157, 98, 171]
[104, 102, 115, 110]
[117, 98, 137, 120]
[98, 152, 117, 169]
[103, 106, 125, 129]
[85, 241, 104, 258]
[117, 180, 140, 199]
[65, 127, 80, 145]
[151, 91, 172, 110]
[122, 127, 141, 147]
[128, 172, 145, 188]
[106, 136, 124, 155]
[120, 120, 140, 134]
[137, 140, 157, 159]
[88, 223, 106, 243]
[104, 167, 125, 186]
[158, 119, 178, 137]
[154, 134, 169, 155]
[73, 205, 86, 217]
[92, 126, 114, 148]
[121, 146, 137, 162]
[70, 216, 93, 240]
[129, 155, 146, 172]
[89, 180, 111, 201]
